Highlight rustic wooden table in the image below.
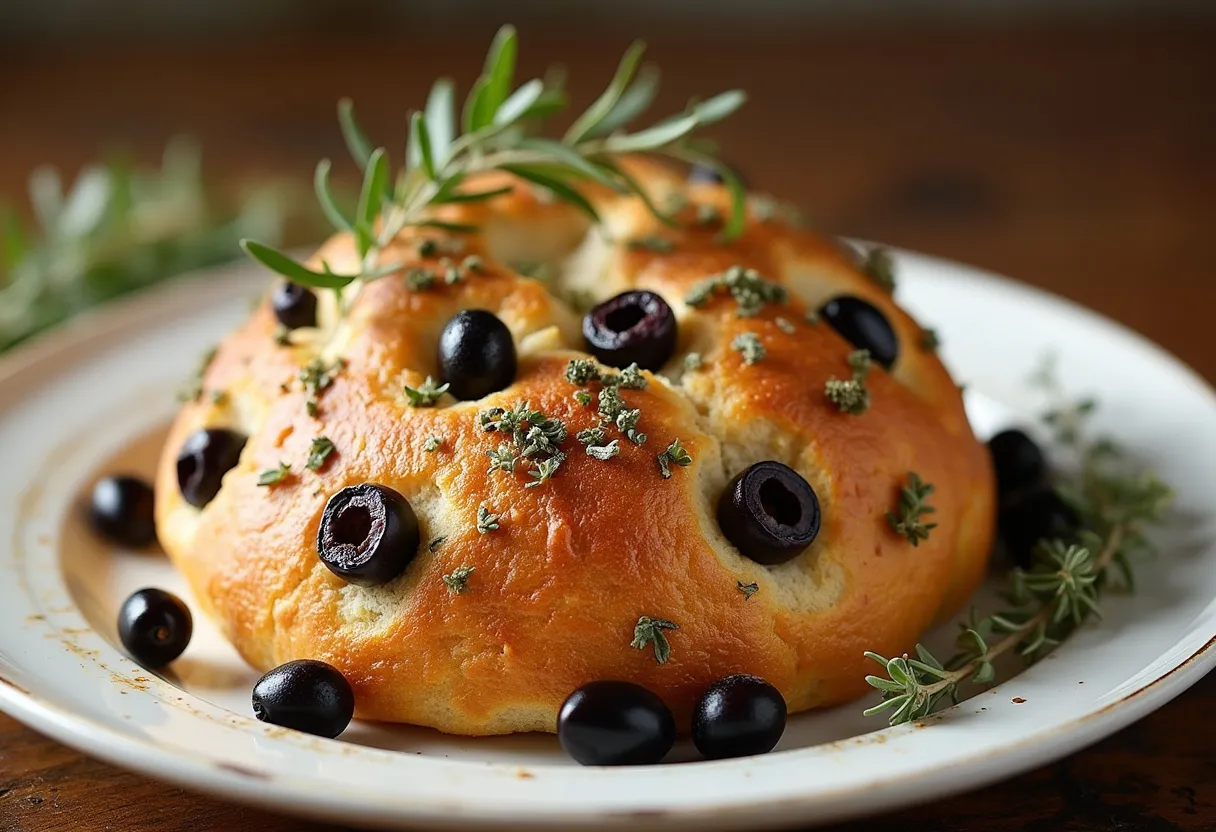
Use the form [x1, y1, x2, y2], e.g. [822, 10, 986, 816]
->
[1, 23, 1214, 832]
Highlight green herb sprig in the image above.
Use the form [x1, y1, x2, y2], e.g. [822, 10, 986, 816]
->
[825, 349, 872, 415]
[862, 384, 1172, 726]
[404, 376, 450, 407]
[443, 565, 475, 594]
[306, 436, 336, 472]
[239, 26, 747, 308]
[631, 616, 680, 665]
[887, 472, 937, 546]
[685, 265, 787, 317]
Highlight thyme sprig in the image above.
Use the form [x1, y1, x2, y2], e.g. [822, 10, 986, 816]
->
[240, 26, 746, 306]
[887, 472, 937, 546]
[480, 401, 569, 487]
[631, 616, 680, 665]
[404, 376, 450, 407]
[862, 389, 1172, 726]
[443, 565, 475, 594]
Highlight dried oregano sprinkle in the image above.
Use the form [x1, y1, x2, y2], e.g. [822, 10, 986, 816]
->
[476, 505, 500, 534]
[257, 462, 292, 487]
[423, 435, 443, 452]
[731, 332, 766, 365]
[685, 265, 787, 317]
[737, 580, 759, 600]
[586, 439, 621, 461]
[775, 316, 797, 334]
[825, 349, 873, 415]
[442, 565, 475, 595]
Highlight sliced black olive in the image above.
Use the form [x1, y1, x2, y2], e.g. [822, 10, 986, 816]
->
[692, 674, 787, 760]
[176, 428, 247, 509]
[818, 295, 899, 369]
[89, 475, 157, 548]
[272, 282, 318, 330]
[317, 483, 420, 587]
[988, 429, 1048, 502]
[998, 487, 1080, 570]
[252, 659, 355, 739]
[117, 588, 193, 668]
[717, 462, 820, 565]
[557, 680, 675, 766]
[437, 309, 517, 400]
[582, 290, 677, 371]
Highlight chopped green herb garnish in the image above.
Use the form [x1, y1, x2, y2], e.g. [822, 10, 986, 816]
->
[862, 246, 896, 291]
[805, 310, 821, 326]
[477, 505, 501, 534]
[300, 357, 344, 417]
[404, 376, 450, 407]
[442, 565, 475, 594]
[417, 239, 439, 258]
[586, 439, 621, 461]
[486, 443, 519, 473]
[273, 325, 292, 347]
[441, 258, 463, 285]
[428, 536, 447, 553]
[565, 358, 601, 385]
[630, 616, 679, 665]
[423, 435, 443, 452]
[526, 454, 565, 488]
[598, 385, 625, 421]
[775, 316, 797, 334]
[737, 580, 759, 600]
[627, 235, 674, 253]
[921, 328, 940, 352]
[462, 255, 485, 274]
[577, 425, 609, 446]
[886, 472, 937, 546]
[178, 346, 217, 403]
[685, 265, 787, 317]
[209, 389, 229, 406]
[731, 332, 766, 365]
[306, 436, 336, 472]
[257, 462, 292, 487]
[618, 363, 648, 390]
[615, 408, 647, 445]
[694, 203, 721, 225]
[657, 438, 693, 478]
[684, 353, 703, 372]
[826, 349, 873, 415]
[574, 389, 592, 406]
[405, 267, 437, 290]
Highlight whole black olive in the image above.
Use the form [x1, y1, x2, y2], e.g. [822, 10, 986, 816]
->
[252, 659, 355, 739]
[317, 484, 420, 587]
[272, 282, 318, 330]
[999, 487, 1080, 570]
[176, 428, 247, 509]
[818, 296, 899, 369]
[89, 475, 157, 548]
[717, 461, 821, 565]
[988, 429, 1048, 501]
[437, 310, 517, 400]
[692, 674, 787, 760]
[557, 680, 676, 766]
[582, 290, 677, 371]
[117, 588, 193, 668]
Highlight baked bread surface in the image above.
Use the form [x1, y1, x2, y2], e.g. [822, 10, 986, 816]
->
[156, 160, 995, 735]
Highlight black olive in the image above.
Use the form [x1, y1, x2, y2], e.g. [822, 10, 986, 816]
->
[717, 462, 821, 565]
[582, 290, 677, 371]
[252, 659, 355, 739]
[117, 588, 193, 668]
[176, 428, 247, 509]
[317, 484, 420, 587]
[272, 282, 318, 330]
[818, 296, 899, 369]
[89, 475, 156, 548]
[998, 487, 1080, 570]
[692, 674, 787, 760]
[988, 429, 1048, 501]
[557, 681, 675, 766]
[437, 309, 517, 400]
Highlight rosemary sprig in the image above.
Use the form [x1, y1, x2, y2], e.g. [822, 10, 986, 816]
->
[862, 390, 1172, 726]
[239, 26, 746, 307]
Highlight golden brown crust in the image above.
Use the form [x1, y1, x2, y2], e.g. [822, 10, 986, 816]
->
[156, 162, 995, 735]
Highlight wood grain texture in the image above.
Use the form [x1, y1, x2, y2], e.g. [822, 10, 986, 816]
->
[1, 23, 1214, 832]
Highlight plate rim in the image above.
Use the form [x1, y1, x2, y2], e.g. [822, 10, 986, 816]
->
[2, 251, 1215, 830]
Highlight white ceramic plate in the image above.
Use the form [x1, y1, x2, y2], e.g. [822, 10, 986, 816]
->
[1, 252, 1214, 831]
